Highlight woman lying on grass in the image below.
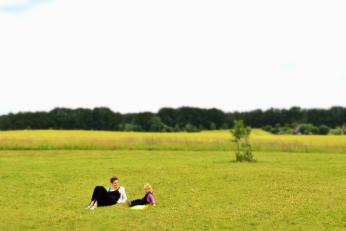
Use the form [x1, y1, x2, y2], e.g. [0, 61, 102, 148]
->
[87, 176, 128, 210]
[128, 183, 156, 207]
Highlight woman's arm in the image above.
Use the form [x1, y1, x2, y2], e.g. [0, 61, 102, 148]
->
[117, 186, 128, 203]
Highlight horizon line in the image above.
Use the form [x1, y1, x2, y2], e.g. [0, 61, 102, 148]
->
[1, 105, 345, 116]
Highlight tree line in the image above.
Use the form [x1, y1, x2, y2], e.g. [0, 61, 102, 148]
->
[0, 106, 345, 133]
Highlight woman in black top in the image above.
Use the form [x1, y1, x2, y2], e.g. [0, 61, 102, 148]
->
[87, 177, 121, 210]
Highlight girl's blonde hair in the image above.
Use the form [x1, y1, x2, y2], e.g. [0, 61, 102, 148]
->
[144, 183, 153, 192]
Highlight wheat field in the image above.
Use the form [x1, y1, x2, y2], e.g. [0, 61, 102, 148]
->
[0, 129, 345, 153]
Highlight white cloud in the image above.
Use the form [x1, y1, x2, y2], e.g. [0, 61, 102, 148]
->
[0, 0, 345, 114]
[0, 0, 26, 5]
[0, 0, 51, 11]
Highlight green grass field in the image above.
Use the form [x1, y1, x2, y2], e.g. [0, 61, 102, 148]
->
[0, 131, 346, 230]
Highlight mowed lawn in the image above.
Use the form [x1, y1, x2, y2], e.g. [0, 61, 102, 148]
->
[0, 150, 345, 230]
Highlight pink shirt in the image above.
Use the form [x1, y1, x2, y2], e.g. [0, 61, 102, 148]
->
[146, 192, 156, 205]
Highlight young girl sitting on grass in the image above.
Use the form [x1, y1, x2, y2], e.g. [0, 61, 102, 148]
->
[128, 183, 156, 207]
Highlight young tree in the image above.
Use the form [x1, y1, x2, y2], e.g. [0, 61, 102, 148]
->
[230, 120, 254, 162]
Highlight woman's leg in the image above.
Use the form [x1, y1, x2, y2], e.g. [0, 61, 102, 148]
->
[91, 186, 109, 207]
[90, 201, 98, 210]
[88, 186, 102, 209]
[87, 200, 96, 208]
[91, 186, 105, 201]
[91, 186, 99, 201]
[90, 186, 108, 207]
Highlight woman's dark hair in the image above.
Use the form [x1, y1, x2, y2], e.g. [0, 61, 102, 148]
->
[110, 177, 119, 183]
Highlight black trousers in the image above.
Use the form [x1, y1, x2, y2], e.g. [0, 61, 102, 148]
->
[129, 197, 148, 207]
[91, 186, 120, 206]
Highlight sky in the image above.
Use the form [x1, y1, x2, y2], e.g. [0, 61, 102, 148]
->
[0, 0, 345, 115]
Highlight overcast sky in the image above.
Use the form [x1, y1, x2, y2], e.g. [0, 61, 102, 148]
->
[0, 0, 345, 115]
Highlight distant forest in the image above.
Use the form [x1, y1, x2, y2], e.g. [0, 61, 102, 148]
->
[0, 107, 346, 133]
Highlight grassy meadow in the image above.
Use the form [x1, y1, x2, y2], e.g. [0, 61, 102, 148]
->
[1, 129, 346, 153]
[0, 130, 346, 230]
